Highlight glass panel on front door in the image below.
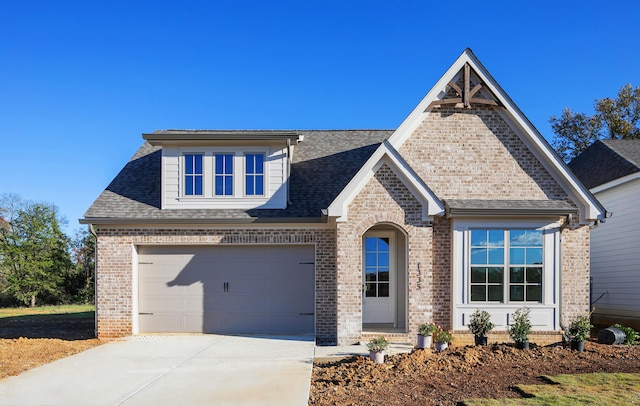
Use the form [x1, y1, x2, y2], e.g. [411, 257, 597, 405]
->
[364, 237, 390, 298]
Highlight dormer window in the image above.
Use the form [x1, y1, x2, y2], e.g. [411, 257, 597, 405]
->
[184, 154, 203, 196]
[215, 154, 234, 196]
[146, 130, 302, 210]
[245, 153, 264, 196]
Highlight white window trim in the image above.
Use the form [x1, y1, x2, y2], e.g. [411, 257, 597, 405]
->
[214, 152, 235, 197]
[452, 219, 561, 331]
[177, 147, 270, 200]
[242, 152, 267, 198]
[181, 152, 206, 197]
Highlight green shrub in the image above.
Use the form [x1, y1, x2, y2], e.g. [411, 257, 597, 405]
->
[468, 309, 495, 337]
[366, 336, 389, 352]
[613, 324, 639, 345]
[509, 307, 532, 344]
[418, 322, 437, 336]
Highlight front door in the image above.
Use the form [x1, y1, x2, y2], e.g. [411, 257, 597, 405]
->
[362, 232, 395, 324]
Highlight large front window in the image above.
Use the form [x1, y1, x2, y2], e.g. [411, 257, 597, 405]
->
[470, 229, 543, 303]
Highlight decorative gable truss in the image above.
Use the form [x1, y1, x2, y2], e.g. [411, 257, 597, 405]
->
[389, 48, 605, 225]
[428, 62, 503, 109]
[326, 140, 445, 222]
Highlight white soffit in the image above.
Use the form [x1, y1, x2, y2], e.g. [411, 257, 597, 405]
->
[326, 141, 444, 222]
[387, 48, 605, 224]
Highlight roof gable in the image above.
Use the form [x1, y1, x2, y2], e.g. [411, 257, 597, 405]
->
[387, 48, 605, 224]
[326, 141, 444, 221]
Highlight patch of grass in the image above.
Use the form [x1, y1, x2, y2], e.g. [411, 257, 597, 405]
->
[463, 373, 640, 405]
[0, 304, 94, 318]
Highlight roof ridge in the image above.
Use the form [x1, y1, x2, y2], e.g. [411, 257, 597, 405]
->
[155, 129, 394, 133]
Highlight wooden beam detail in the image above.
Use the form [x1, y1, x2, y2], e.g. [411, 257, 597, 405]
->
[463, 63, 470, 108]
[469, 83, 482, 98]
[448, 81, 462, 96]
[469, 98, 499, 106]
[427, 98, 462, 108]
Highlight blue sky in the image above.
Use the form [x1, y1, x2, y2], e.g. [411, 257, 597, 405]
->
[1, 1, 638, 234]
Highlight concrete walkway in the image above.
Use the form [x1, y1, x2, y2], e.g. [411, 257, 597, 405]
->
[0, 335, 315, 406]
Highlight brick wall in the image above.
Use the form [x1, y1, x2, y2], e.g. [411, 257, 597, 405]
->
[95, 227, 337, 342]
[399, 107, 568, 200]
[560, 217, 591, 325]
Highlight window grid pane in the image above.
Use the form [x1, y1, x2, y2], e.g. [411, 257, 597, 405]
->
[470, 229, 504, 303]
[184, 154, 203, 196]
[507, 229, 543, 303]
[215, 154, 233, 196]
[245, 153, 265, 196]
[364, 237, 391, 298]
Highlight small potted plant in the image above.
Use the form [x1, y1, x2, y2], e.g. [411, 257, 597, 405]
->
[366, 336, 389, 364]
[467, 309, 494, 346]
[509, 307, 532, 350]
[432, 327, 453, 352]
[566, 314, 592, 352]
[417, 322, 437, 349]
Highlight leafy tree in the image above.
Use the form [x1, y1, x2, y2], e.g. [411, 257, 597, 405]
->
[65, 227, 95, 303]
[0, 195, 72, 307]
[550, 84, 640, 162]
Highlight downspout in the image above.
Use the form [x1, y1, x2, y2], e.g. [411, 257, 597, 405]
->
[89, 223, 98, 338]
[558, 214, 571, 330]
[286, 138, 292, 206]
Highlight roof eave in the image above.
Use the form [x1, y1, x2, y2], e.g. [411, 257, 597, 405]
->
[79, 216, 327, 226]
[142, 131, 303, 146]
[446, 208, 578, 219]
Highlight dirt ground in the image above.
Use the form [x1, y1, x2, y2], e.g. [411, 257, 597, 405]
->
[309, 341, 640, 405]
[0, 312, 101, 380]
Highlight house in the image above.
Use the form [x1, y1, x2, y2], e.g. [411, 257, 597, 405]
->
[81, 49, 605, 345]
[569, 140, 640, 330]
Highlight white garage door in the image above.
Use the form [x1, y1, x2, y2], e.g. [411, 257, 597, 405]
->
[137, 245, 315, 335]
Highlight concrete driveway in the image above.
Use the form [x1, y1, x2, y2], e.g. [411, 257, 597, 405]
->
[0, 335, 315, 406]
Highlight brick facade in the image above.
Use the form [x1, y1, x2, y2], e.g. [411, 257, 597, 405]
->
[93, 105, 592, 347]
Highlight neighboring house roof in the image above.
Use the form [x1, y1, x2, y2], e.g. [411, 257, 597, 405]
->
[569, 139, 640, 189]
[82, 130, 393, 223]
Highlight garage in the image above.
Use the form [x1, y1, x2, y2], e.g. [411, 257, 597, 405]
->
[137, 245, 315, 335]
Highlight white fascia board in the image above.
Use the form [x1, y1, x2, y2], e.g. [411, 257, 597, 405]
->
[326, 141, 444, 221]
[389, 48, 605, 224]
[591, 172, 640, 194]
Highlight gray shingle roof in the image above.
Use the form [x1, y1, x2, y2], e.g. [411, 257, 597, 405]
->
[569, 140, 640, 189]
[83, 130, 393, 222]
